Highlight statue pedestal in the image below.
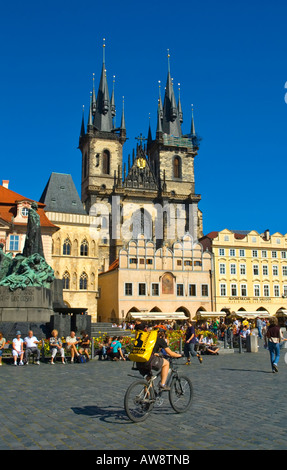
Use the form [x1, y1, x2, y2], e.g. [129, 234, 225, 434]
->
[0, 286, 54, 323]
[0, 282, 63, 340]
[0, 281, 91, 340]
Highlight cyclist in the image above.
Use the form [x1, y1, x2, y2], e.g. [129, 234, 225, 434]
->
[136, 328, 182, 390]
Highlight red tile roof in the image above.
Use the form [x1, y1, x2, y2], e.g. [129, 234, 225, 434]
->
[203, 231, 247, 240]
[99, 258, 119, 275]
[0, 185, 57, 229]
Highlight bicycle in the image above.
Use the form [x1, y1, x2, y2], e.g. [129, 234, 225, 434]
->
[124, 356, 193, 422]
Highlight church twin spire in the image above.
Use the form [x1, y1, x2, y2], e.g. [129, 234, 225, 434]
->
[156, 49, 197, 141]
[80, 44, 197, 146]
[80, 39, 126, 138]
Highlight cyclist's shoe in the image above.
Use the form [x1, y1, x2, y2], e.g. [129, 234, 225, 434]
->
[159, 383, 171, 391]
[185, 360, 191, 365]
[198, 355, 203, 364]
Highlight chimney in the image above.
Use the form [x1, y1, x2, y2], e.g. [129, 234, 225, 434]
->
[2, 180, 9, 189]
[264, 229, 270, 241]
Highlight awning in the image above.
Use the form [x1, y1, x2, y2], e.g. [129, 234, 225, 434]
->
[196, 312, 226, 318]
[128, 312, 188, 321]
[235, 311, 271, 318]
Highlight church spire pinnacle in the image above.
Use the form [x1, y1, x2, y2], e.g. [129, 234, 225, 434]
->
[161, 49, 182, 137]
[80, 105, 85, 138]
[111, 74, 116, 121]
[177, 83, 183, 124]
[120, 96, 126, 130]
[191, 104, 196, 136]
[93, 39, 113, 132]
[88, 92, 93, 132]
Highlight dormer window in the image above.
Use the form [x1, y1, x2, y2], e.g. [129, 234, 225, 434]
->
[21, 207, 29, 217]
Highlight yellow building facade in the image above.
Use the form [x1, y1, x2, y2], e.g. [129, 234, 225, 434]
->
[200, 229, 287, 318]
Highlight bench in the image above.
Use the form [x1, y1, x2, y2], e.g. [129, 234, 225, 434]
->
[1, 339, 94, 364]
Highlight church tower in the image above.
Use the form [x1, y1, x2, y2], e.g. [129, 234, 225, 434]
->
[79, 40, 126, 214]
[148, 51, 202, 242]
[78, 45, 203, 269]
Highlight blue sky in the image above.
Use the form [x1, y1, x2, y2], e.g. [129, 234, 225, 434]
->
[1, 0, 287, 236]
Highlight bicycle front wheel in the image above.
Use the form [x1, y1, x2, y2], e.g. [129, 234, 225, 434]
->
[124, 380, 155, 423]
[169, 374, 193, 413]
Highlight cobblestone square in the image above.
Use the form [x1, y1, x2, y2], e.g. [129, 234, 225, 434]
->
[0, 343, 287, 451]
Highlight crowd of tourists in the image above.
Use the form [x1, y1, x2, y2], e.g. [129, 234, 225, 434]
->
[1, 316, 286, 373]
[0, 329, 92, 366]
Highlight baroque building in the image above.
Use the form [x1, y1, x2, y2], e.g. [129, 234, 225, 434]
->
[200, 229, 287, 319]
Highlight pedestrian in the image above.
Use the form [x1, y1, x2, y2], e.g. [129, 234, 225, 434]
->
[12, 331, 24, 366]
[256, 317, 263, 339]
[264, 317, 286, 373]
[24, 330, 40, 365]
[0, 332, 6, 366]
[184, 321, 202, 365]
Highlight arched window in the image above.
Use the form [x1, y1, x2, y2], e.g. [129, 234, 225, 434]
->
[63, 238, 71, 256]
[80, 239, 89, 256]
[102, 149, 110, 175]
[62, 271, 70, 290]
[79, 272, 88, 290]
[173, 156, 181, 179]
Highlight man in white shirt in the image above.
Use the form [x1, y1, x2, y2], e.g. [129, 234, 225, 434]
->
[12, 331, 24, 366]
[24, 330, 40, 365]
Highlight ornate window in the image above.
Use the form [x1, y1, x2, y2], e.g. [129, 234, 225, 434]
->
[62, 271, 70, 290]
[63, 238, 71, 256]
[79, 272, 88, 290]
[80, 239, 89, 256]
[102, 149, 110, 175]
[173, 156, 181, 179]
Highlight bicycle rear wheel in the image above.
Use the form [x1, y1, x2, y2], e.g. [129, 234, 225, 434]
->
[169, 374, 193, 413]
[124, 380, 155, 423]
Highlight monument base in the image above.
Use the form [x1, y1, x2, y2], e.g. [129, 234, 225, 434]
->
[0, 282, 91, 340]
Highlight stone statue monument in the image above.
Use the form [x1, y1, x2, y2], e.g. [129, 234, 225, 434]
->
[0, 201, 54, 291]
[23, 202, 45, 258]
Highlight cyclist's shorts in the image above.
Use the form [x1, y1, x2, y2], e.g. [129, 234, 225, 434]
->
[136, 354, 163, 375]
[150, 355, 163, 371]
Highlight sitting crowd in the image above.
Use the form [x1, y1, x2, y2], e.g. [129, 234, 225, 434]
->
[96, 335, 127, 361]
[0, 329, 92, 365]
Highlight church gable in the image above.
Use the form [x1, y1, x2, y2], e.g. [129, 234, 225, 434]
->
[123, 145, 158, 191]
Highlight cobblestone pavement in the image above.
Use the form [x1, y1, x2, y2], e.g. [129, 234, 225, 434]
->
[0, 342, 287, 451]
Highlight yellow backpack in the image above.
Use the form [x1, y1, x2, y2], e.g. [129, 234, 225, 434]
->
[129, 330, 158, 363]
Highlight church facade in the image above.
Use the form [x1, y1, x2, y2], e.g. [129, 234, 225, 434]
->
[39, 44, 209, 322]
[78, 45, 203, 275]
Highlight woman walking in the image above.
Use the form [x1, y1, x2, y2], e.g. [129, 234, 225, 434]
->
[264, 317, 285, 373]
